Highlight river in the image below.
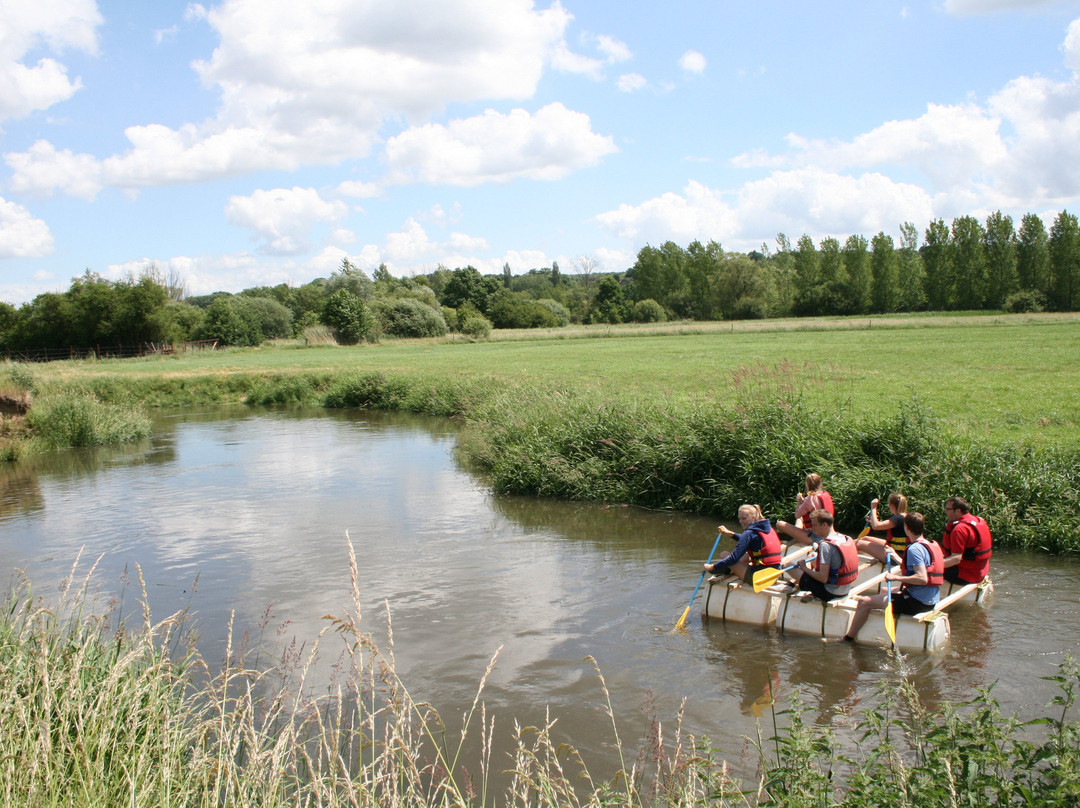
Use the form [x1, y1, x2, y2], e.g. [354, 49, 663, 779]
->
[0, 407, 1076, 784]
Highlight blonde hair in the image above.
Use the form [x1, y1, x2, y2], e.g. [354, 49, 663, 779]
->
[888, 493, 908, 513]
[739, 504, 765, 522]
[805, 473, 823, 494]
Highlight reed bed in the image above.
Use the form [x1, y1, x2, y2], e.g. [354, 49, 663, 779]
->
[2, 549, 1078, 807]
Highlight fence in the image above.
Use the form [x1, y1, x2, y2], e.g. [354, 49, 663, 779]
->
[3, 339, 219, 364]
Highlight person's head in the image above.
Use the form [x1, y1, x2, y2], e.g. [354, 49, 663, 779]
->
[805, 473, 823, 494]
[808, 508, 833, 534]
[944, 497, 970, 519]
[738, 504, 765, 526]
[904, 511, 926, 539]
[888, 493, 908, 514]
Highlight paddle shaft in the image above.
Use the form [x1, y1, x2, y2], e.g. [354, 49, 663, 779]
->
[676, 531, 725, 628]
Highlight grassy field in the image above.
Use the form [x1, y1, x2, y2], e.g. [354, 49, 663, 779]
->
[31, 311, 1080, 447]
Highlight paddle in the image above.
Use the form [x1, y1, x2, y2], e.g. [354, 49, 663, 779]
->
[751, 561, 799, 593]
[675, 531, 724, 630]
[856, 498, 877, 540]
[884, 553, 897, 644]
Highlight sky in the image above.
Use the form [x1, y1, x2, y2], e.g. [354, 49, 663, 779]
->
[2, 0, 1080, 304]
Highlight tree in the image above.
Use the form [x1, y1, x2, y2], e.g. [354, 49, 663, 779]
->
[922, 219, 952, 311]
[685, 240, 723, 319]
[950, 215, 988, 310]
[792, 234, 820, 315]
[843, 234, 870, 313]
[194, 297, 257, 346]
[440, 266, 500, 314]
[983, 211, 1018, 309]
[870, 232, 897, 313]
[1049, 210, 1080, 311]
[326, 258, 373, 300]
[502, 262, 513, 289]
[897, 222, 927, 311]
[1017, 213, 1051, 297]
[551, 260, 561, 286]
[321, 289, 368, 344]
[590, 276, 629, 323]
[573, 254, 601, 288]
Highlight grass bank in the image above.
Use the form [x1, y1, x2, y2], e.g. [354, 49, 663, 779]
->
[6, 312, 1080, 553]
[3, 554, 1078, 807]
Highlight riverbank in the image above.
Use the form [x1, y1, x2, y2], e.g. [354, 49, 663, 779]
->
[3, 552, 1077, 808]
[5, 312, 1079, 553]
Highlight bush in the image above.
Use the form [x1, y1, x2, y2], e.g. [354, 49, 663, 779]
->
[459, 313, 493, 338]
[321, 289, 369, 344]
[535, 299, 571, 326]
[630, 299, 667, 323]
[1003, 289, 1048, 313]
[731, 296, 768, 319]
[375, 298, 448, 338]
[27, 391, 151, 449]
[488, 299, 560, 329]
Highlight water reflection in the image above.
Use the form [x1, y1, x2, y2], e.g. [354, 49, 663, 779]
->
[0, 408, 1077, 785]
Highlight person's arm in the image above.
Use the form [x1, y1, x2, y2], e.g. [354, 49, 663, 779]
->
[706, 530, 751, 572]
[776, 520, 813, 543]
[867, 500, 894, 531]
[796, 545, 830, 584]
[941, 523, 969, 568]
[887, 563, 928, 587]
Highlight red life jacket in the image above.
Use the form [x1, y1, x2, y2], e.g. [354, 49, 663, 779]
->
[820, 534, 859, 586]
[818, 491, 835, 517]
[902, 537, 944, 586]
[943, 514, 992, 581]
[749, 525, 783, 567]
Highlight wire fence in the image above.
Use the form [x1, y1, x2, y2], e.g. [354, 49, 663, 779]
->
[2, 340, 219, 364]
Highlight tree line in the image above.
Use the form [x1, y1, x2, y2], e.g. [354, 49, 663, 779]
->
[1, 208, 1078, 354]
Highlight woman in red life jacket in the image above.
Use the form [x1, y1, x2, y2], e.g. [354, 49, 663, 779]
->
[703, 504, 782, 585]
[786, 509, 860, 602]
[792, 472, 835, 539]
[844, 512, 945, 643]
[942, 496, 992, 584]
[856, 492, 909, 563]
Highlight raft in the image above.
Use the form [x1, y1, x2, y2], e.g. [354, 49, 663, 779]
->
[701, 546, 993, 652]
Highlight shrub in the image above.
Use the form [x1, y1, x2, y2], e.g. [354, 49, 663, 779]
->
[27, 391, 151, 449]
[488, 299, 560, 329]
[459, 313, 493, 338]
[321, 289, 369, 344]
[630, 298, 667, 323]
[1003, 289, 1048, 313]
[731, 296, 769, 319]
[375, 298, 449, 338]
[535, 298, 571, 326]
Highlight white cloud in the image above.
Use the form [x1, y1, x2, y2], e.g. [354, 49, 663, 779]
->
[6, 0, 603, 194]
[594, 172, 936, 251]
[596, 34, 632, 63]
[0, 0, 100, 122]
[1065, 17, 1080, 74]
[0, 196, 54, 258]
[225, 187, 348, 255]
[5, 140, 105, 199]
[383, 103, 617, 186]
[336, 180, 381, 198]
[617, 73, 647, 93]
[944, 0, 1059, 14]
[679, 50, 707, 74]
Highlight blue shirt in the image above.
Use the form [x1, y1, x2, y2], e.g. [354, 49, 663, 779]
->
[716, 519, 777, 568]
[904, 542, 940, 606]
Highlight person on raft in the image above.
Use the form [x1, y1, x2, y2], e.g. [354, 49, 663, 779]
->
[702, 504, 782, 585]
[856, 493, 909, 564]
[775, 509, 859, 601]
[793, 472, 835, 530]
[843, 512, 944, 642]
[942, 496, 993, 585]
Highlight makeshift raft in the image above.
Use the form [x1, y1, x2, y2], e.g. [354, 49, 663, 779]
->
[701, 545, 993, 652]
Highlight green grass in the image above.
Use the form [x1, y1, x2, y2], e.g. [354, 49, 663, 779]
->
[32, 312, 1080, 446]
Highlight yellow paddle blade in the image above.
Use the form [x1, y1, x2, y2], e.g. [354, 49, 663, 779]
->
[856, 524, 871, 540]
[675, 606, 691, 630]
[884, 603, 896, 644]
[752, 566, 785, 593]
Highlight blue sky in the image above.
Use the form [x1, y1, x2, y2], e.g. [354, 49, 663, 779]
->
[2, 0, 1080, 304]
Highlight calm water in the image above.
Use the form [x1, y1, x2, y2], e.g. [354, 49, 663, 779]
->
[1, 408, 1076, 781]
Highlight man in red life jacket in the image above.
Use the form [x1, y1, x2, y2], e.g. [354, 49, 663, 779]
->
[843, 512, 944, 642]
[941, 497, 992, 585]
